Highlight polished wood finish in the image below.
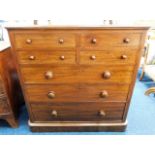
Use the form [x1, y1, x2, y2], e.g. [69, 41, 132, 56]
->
[99, 110, 106, 117]
[29, 120, 127, 132]
[51, 110, 58, 117]
[0, 46, 24, 128]
[123, 38, 130, 44]
[80, 32, 141, 50]
[7, 26, 149, 131]
[30, 102, 125, 121]
[44, 71, 54, 79]
[14, 33, 76, 50]
[17, 51, 75, 64]
[20, 65, 134, 84]
[80, 49, 137, 65]
[47, 91, 56, 99]
[29, 55, 35, 60]
[121, 54, 128, 60]
[25, 84, 129, 102]
[100, 90, 109, 98]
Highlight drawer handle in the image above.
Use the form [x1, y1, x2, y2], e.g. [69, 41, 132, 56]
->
[91, 38, 97, 44]
[90, 55, 96, 60]
[121, 55, 127, 60]
[59, 38, 64, 44]
[51, 110, 58, 117]
[60, 55, 65, 60]
[29, 55, 35, 60]
[100, 90, 108, 98]
[47, 91, 55, 99]
[26, 39, 32, 44]
[103, 71, 111, 79]
[123, 38, 130, 44]
[99, 110, 106, 117]
[45, 71, 53, 79]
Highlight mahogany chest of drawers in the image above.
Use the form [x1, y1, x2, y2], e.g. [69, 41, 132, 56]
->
[7, 26, 149, 132]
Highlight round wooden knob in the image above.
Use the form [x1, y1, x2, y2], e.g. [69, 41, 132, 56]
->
[60, 55, 65, 60]
[123, 38, 130, 43]
[91, 38, 97, 44]
[121, 55, 127, 60]
[26, 39, 32, 44]
[100, 90, 108, 98]
[47, 91, 55, 99]
[103, 71, 111, 79]
[90, 55, 96, 60]
[29, 55, 35, 60]
[99, 110, 106, 117]
[59, 39, 64, 44]
[51, 110, 57, 117]
[45, 71, 53, 79]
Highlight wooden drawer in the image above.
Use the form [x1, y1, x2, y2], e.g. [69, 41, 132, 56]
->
[25, 84, 130, 103]
[80, 49, 137, 65]
[17, 51, 76, 64]
[30, 102, 125, 121]
[80, 31, 141, 50]
[14, 33, 76, 50]
[20, 65, 134, 84]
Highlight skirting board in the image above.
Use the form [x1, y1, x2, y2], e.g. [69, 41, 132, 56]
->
[29, 120, 128, 132]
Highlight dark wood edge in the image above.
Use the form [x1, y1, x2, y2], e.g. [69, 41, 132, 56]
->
[8, 31, 34, 122]
[122, 31, 148, 121]
[29, 120, 127, 132]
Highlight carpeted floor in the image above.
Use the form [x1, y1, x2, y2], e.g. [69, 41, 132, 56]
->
[0, 69, 155, 135]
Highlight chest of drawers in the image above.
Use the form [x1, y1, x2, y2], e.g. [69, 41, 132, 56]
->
[7, 26, 149, 132]
[0, 45, 23, 128]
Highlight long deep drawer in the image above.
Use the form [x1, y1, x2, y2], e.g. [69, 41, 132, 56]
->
[30, 102, 125, 122]
[20, 65, 134, 84]
[25, 84, 130, 102]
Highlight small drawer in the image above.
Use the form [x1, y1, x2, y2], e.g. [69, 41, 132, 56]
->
[80, 31, 141, 50]
[20, 65, 134, 84]
[25, 84, 130, 103]
[17, 51, 76, 64]
[14, 32, 76, 50]
[30, 102, 125, 122]
[80, 49, 137, 65]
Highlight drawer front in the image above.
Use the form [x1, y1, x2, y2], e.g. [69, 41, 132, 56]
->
[80, 49, 137, 65]
[20, 65, 134, 84]
[25, 84, 129, 102]
[14, 33, 76, 50]
[17, 51, 76, 64]
[80, 32, 141, 50]
[31, 102, 125, 121]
